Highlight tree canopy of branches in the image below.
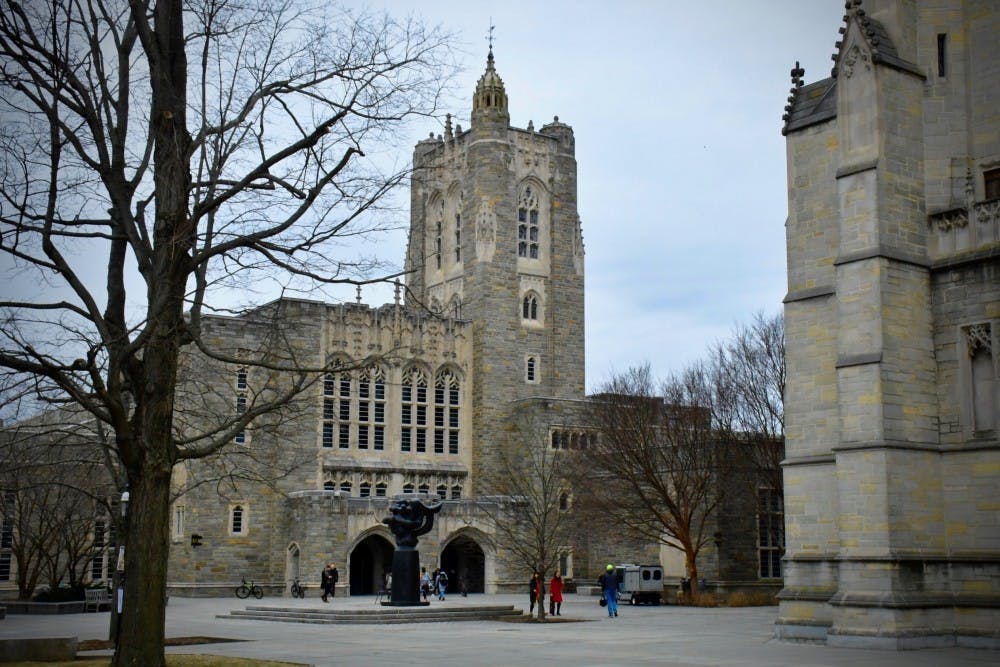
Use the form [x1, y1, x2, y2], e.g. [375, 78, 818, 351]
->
[0, 1, 454, 664]
[0, 411, 113, 599]
[578, 312, 785, 599]
[476, 404, 574, 620]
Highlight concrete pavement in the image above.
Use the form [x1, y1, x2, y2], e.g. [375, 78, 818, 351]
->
[0, 593, 995, 666]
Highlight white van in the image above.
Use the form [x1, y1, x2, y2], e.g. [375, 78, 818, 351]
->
[615, 564, 664, 605]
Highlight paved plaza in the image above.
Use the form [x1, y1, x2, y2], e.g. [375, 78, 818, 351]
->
[0, 594, 995, 666]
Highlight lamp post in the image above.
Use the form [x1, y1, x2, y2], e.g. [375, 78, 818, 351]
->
[108, 489, 129, 644]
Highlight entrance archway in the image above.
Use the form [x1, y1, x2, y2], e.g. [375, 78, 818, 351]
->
[440, 534, 486, 594]
[285, 543, 301, 595]
[349, 534, 394, 595]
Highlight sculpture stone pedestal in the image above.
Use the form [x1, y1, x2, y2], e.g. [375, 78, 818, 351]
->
[382, 548, 428, 606]
[380, 496, 441, 607]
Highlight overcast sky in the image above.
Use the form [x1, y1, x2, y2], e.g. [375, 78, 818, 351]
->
[359, 0, 845, 390]
[1, 1, 847, 396]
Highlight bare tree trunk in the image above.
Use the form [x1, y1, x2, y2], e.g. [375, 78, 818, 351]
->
[114, 468, 171, 667]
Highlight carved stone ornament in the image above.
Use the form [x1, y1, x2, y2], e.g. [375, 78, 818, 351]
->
[843, 44, 871, 78]
[966, 323, 992, 356]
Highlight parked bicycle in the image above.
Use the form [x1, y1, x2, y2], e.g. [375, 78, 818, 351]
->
[289, 578, 306, 599]
[235, 577, 263, 599]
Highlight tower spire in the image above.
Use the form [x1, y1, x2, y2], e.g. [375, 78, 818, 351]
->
[472, 21, 508, 126]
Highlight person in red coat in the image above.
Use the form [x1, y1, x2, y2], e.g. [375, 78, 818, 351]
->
[548, 572, 564, 616]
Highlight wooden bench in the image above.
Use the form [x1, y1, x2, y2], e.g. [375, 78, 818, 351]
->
[84, 588, 110, 612]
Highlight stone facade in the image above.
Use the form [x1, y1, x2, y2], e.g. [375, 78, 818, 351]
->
[164, 50, 590, 597]
[779, 0, 999, 649]
[0, 46, 786, 602]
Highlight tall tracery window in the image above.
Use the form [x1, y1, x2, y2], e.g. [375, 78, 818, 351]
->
[454, 192, 463, 263]
[401, 368, 428, 453]
[359, 366, 386, 450]
[235, 367, 248, 444]
[434, 198, 444, 270]
[434, 370, 461, 455]
[967, 323, 996, 432]
[758, 488, 784, 579]
[322, 368, 352, 449]
[522, 294, 539, 321]
[517, 186, 539, 259]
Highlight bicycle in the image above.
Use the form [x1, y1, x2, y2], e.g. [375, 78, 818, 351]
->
[289, 578, 306, 599]
[235, 577, 263, 599]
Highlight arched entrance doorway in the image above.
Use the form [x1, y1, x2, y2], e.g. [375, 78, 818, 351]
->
[440, 534, 486, 594]
[285, 543, 301, 596]
[349, 534, 394, 595]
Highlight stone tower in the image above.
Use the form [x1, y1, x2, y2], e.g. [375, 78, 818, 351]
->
[405, 49, 585, 494]
[779, 0, 999, 649]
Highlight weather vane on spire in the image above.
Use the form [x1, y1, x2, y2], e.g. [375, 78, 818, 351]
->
[487, 20, 495, 53]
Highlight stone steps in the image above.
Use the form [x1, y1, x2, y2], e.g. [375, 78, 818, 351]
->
[218, 604, 524, 625]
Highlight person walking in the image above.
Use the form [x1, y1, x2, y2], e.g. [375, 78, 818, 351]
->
[528, 571, 544, 615]
[329, 563, 339, 598]
[435, 568, 449, 600]
[320, 563, 333, 603]
[599, 564, 620, 618]
[549, 572, 564, 616]
[420, 568, 431, 601]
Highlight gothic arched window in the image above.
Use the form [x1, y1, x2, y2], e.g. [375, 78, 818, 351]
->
[401, 368, 428, 453]
[359, 366, 386, 451]
[434, 369, 461, 455]
[434, 198, 444, 270]
[517, 186, 539, 258]
[322, 366, 352, 450]
[235, 368, 248, 444]
[522, 294, 539, 321]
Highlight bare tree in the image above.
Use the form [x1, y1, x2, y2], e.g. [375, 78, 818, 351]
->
[0, 1, 454, 664]
[0, 415, 111, 599]
[709, 311, 785, 495]
[579, 364, 733, 601]
[477, 404, 575, 621]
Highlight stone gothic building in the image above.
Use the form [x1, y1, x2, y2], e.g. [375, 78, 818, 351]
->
[164, 49, 618, 597]
[0, 49, 784, 601]
[779, 0, 998, 649]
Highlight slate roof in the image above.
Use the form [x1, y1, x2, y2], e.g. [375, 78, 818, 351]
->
[781, 2, 923, 136]
[782, 77, 836, 136]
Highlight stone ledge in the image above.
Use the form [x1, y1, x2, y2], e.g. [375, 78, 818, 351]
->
[1, 601, 85, 614]
[0, 637, 77, 662]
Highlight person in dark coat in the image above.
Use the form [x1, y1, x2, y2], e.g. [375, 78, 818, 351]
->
[321, 562, 339, 602]
[329, 563, 339, 597]
[320, 564, 332, 602]
[599, 564, 619, 618]
[529, 571, 544, 614]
